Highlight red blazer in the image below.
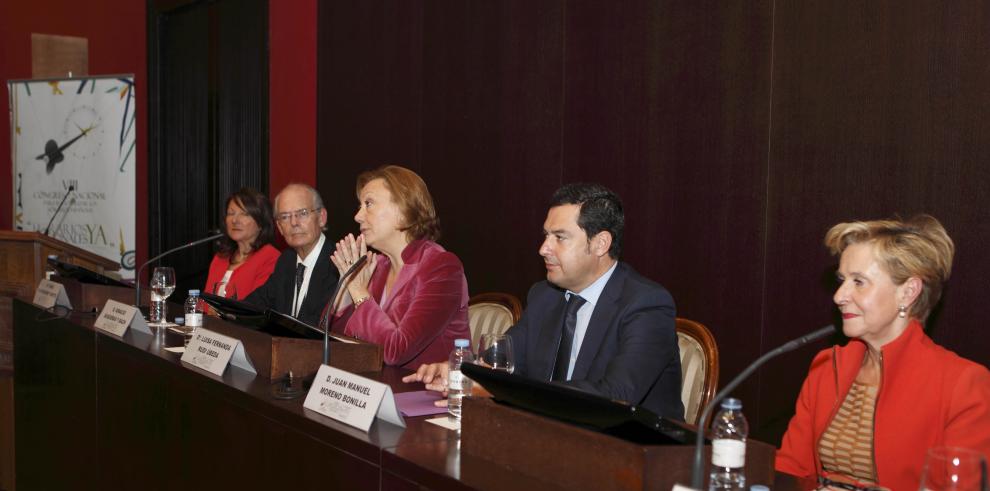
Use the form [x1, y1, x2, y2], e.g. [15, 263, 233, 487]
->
[204, 244, 280, 300]
[332, 239, 470, 369]
[776, 320, 990, 491]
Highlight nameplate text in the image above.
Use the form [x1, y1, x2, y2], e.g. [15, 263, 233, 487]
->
[303, 365, 405, 432]
[33, 279, 72, 310]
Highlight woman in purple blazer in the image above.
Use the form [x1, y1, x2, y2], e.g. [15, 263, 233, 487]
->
[329, 165, 471, 369]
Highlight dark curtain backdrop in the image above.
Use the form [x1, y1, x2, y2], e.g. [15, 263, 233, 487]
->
[316, 0, 990, 443]
[147, 0, 269, 297]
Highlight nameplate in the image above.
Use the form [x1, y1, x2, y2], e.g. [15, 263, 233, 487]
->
[33, 279, 72, 310]
[303, 365, 405, 432]
[181, 328, 256, 376]
[95, 299, 152, 336]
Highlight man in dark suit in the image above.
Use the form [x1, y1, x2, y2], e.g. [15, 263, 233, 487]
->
[404, 183, 683, 420]
[245, 183, 339, 326]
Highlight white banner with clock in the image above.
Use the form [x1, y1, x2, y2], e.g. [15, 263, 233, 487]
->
[8, 75, 136, 279]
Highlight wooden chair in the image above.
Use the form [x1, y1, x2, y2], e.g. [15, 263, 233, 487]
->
[676, 317, 719, 426]
[468, 292, 523, 351]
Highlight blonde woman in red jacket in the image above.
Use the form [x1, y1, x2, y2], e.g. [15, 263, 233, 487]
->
[776, 216, 990, 491]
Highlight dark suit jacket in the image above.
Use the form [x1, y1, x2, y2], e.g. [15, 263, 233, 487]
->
[244, 237, 339, 326]
[506, 262, 684, 420]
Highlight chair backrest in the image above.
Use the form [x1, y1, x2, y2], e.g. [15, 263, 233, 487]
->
[468, 292, 523, 351]
[676, 317, 719, 426]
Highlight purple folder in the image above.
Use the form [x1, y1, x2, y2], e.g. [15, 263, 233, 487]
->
[394, 390, 448, 417]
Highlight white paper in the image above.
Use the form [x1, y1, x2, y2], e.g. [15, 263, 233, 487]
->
[33, 279, 72, 310]
[425, 416, 460, 431]
[329, 334, 358, 344]
[303, 365, 404, 432]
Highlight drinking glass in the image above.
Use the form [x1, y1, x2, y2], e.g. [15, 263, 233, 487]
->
[919, 446, 988, 491]
[477, 333, 515, 373]
[149, 266, 176, 326]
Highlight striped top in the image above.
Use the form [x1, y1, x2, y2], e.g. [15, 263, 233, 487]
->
[819, 381, 879, 485]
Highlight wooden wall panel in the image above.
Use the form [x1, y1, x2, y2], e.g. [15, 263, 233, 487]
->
[317, 1, 565, 296]
[316, 1, 990, 445]
[561, 1, 773, 423]
[419, 0, 565, 295]
[317, 1, 423, 243]
[761, 0, 990, 439]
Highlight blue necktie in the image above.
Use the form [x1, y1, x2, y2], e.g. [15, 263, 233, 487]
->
[552, 294, 586, 381]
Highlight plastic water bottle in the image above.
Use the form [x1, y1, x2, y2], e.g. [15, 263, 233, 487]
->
[447, 338, 475, 419]
[183, 289, 204, 333]
[709, 398, 749, 490]
[149, 291, 166, 324]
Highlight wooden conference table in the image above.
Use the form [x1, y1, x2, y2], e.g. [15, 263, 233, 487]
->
[11, 298, 810, 490]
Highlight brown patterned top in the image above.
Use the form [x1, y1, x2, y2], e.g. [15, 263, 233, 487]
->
[819, 381, 879, 485]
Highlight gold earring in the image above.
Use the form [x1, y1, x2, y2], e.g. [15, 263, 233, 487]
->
[897, 305, 907, 318]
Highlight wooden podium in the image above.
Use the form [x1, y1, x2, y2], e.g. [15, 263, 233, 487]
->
[0, 230, 119, 491]
[0, 230, 119, 373]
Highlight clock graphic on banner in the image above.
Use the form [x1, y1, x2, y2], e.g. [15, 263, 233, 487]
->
[35, 104, 105, 173]
[10, 76, 137, 280]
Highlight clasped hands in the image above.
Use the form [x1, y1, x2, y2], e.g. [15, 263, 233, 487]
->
[329, 233, 377, 308]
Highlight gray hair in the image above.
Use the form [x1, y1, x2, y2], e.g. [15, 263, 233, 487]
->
[274, 183, 324, 213]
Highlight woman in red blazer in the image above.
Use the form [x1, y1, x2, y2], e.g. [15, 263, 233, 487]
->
[204, 188, 279, 300]
[329, 165, 470, 369]
[776, 216, 990, 491]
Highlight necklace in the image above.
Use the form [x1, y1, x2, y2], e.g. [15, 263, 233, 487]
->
[232, 250, 250, 265]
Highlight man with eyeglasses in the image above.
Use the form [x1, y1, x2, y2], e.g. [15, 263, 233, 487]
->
[244, 183, 339, 326]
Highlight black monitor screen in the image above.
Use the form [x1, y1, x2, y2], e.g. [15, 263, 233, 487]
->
[200, 292, 323, 339]
[461, 363, 699, 445]
[47, 257, 130, 288]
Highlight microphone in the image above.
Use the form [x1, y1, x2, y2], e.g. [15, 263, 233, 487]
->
[134, 230, 224, 307]
[43, 185, 74, 236]
[318, 254, 369, 365]
[686, 324, 836, 490]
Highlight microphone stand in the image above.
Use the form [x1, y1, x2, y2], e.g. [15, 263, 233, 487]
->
[43, 185, 75, 236]
[318, 255, 369, 366]
[686, 324, 835, 490]
[134, 232, 224, 308]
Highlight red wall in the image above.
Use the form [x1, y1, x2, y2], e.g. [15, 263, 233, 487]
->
[269, 0, 317, 195]
[0, 1, 319, 267]
[0, 0, 147, 266]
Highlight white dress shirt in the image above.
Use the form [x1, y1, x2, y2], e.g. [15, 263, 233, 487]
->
[291, 233, 326, 317]
[563, 261, 618, 380]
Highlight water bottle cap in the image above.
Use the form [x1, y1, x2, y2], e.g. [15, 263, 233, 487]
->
[175, 317, 185, 324]
[189, 289, 200, 295]
[721, 397, 742, 410]
[454, 338, 470, 348]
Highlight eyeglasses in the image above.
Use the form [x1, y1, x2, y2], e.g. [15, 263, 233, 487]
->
[276, 207, 321, 223]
